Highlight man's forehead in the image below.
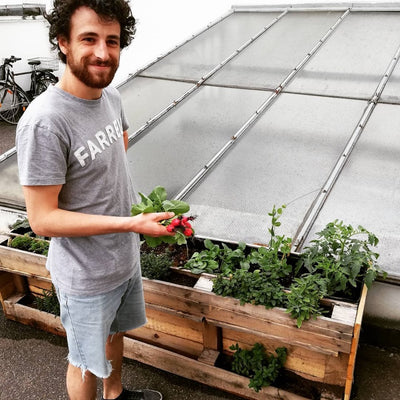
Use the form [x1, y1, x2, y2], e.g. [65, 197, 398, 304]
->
[70, 6, 120, 34]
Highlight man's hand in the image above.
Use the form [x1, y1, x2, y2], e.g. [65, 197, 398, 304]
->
[131, 212, 175, 237]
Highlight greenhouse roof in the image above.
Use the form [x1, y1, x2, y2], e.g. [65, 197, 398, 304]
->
[1, 2, 400, 279]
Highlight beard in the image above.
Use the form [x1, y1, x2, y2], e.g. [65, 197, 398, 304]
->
[67, 54, 119, 89]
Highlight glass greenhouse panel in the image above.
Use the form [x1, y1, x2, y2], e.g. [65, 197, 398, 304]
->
[185, 93, 367, 245]
[0, 155, 24, 208]
[286, 12, 400, 99]
[300, 104, 400, 278]
[126, 85, 268, 197]
[140, 12, 281, 82]
[207, 11, 342, 90]
[380, 60, 400, 104]
[119, 77, 193, 133]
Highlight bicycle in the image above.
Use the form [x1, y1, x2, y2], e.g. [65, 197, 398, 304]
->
[0, 55, 58, 125]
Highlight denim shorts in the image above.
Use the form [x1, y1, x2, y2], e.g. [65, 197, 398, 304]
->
[55, 271, 147, 379]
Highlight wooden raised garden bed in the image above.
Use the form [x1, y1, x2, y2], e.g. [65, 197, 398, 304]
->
[0, 232, 368, 400]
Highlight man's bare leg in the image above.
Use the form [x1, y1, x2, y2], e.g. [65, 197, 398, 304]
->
[103, 332, 125, 399]
[66, 363, 97, 400]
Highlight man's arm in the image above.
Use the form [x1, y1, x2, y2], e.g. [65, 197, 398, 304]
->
[123, 130, 128, 151]
[23, 185, 174, 238]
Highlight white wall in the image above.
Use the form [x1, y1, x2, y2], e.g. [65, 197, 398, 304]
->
[0, 17, 57, 90]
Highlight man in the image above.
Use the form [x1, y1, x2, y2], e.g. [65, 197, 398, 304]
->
[16, 1, 173, 399]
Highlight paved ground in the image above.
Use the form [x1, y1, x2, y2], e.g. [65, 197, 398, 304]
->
[0, 120, 16, 155]
[1, 306, 400, 400]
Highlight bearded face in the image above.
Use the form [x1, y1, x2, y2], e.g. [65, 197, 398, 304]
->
[67, 52, 119, 89]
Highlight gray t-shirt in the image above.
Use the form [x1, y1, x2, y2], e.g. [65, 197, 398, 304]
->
[16, 85, 140, 296]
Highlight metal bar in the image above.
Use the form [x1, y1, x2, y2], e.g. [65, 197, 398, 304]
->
[117, 9, 234, 88]
[232, 3, 400, 12]
[174, 8, 350, 201]
[0, 147, 16, 163]
[293, 43, 400, 251]
[127, 9, 289, 145]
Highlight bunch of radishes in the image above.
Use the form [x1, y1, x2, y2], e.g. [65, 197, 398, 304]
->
[166, 215, 195, 237]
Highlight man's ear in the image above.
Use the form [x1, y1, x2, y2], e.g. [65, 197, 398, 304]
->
[58, 35, 69, 57]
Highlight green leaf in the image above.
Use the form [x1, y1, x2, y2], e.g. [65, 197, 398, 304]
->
[148, 186, 167, 204]
[143, 236, 163, 248]
[162, 199, 190, 214]
[131, 202, 155, 216]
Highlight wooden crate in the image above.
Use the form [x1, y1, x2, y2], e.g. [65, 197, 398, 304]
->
[0, 243, 366, 400]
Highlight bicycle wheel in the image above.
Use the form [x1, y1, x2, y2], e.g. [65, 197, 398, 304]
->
[0, 85, 30, 124]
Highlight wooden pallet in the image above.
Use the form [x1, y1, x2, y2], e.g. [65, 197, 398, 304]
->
[0, 243, 367, 400]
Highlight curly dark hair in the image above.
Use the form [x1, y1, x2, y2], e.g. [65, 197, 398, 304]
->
[45, 0, 136, 63]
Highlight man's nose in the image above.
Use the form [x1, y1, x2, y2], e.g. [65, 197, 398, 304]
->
[94, 41, 109, 60]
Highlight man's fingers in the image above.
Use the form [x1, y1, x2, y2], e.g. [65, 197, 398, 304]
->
[156, 212, 175, 222]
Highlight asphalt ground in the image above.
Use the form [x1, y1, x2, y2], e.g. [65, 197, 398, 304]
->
[1, 306, 400, 400]
[0, 120, 16, 155]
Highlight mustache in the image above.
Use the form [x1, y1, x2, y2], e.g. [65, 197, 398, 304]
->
[85, 58, 117, 67]
[92, 61, 114, 67]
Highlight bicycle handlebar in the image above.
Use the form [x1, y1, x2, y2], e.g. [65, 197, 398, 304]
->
[4, 55, 21, 65]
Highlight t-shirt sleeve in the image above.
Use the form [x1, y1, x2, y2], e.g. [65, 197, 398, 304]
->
[121, 105, 129, 132]
[16, 123, 68, 186]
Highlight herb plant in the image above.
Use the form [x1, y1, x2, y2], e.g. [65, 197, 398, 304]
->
[183, 240, 248, 275]
[230, 343, 287, 392]
[141, 251, 172, 281]
[300, 220, 386, 293]
[9, 235, 49, 256]
[204, 206, 385, 328]
[285, 274, 328, 328]
[213, 269, 286, 309]
[183, 239, 221, 274]
[34, 287, 60, 316]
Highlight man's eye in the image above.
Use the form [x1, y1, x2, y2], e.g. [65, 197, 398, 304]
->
[83, 37, 95, 43]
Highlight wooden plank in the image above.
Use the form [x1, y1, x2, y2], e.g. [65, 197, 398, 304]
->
[126, 326, 203, 358]
[222, 330, 327, 380]
[193, 276, 214, 292]
[144, 287, 352, 355]
[331, 304, 357, 326]
[0, 246, 50, 280]
[211, 318, 338, 356]
[144, 308, 203, 343]
[198, 349, 220, 366]
[13, 274, 27, 293]
[344, 284, 368, 400]
[145, 302, 203, 323]
[3, 297, 65, 337]
[143, 278, 355, 337]
[0, 272, 23, 309]
[27, 277, 53, 292]
[202, 319, 221, 350]
[123, 336, 312, 400]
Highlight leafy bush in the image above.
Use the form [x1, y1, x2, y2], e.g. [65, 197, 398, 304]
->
[9, 235, 49, 256]
[213, 269, 286, 309]
[34, 287, 60, 316]
[183, 239, 248, 275]
[285, 274, 328, 328]
[141, 251, 172, 280]
[184, 204, 385, 328]
[299, 220, 386, 293]
[230, 343, 287, 392]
